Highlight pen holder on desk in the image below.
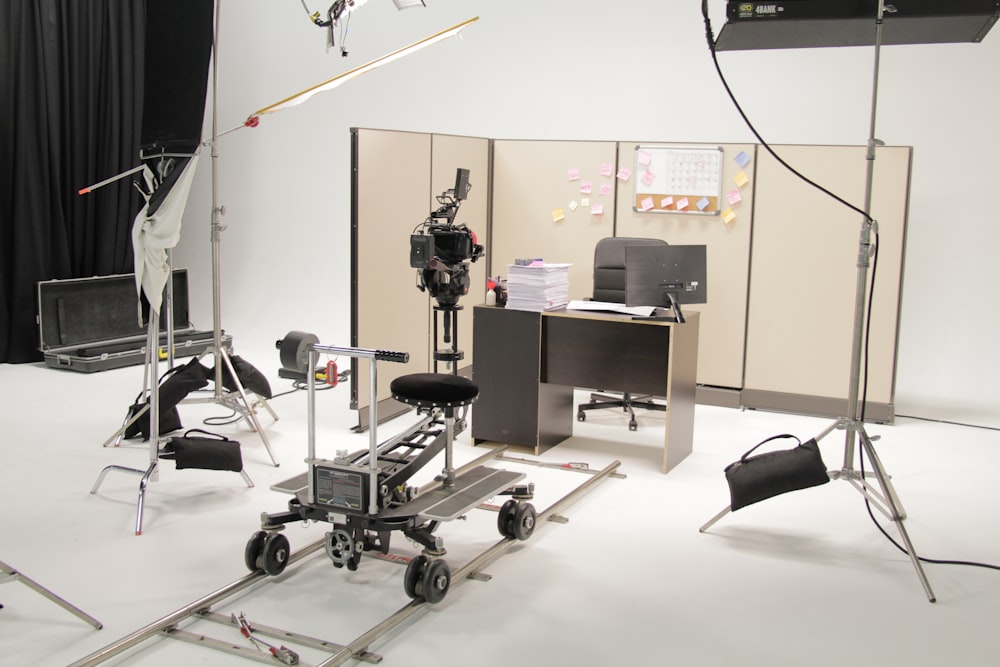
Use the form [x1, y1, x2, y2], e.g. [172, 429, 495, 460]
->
[494, 281, 507, 307]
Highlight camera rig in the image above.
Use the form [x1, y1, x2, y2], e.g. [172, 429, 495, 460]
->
[409, 168, 483, 310]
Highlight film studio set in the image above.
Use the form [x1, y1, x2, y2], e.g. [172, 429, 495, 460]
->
[3, 1, 1000, 665]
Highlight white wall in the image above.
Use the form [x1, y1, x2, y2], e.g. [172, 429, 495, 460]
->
[174, 0, 1000, 428]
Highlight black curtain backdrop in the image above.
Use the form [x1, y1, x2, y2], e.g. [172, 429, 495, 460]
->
[0, 1, 145, 363]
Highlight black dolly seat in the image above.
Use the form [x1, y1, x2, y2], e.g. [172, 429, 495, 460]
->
[390, 373, 479, 412]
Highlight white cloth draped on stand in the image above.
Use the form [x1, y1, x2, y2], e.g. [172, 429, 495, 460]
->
[131, 154, 200, 321]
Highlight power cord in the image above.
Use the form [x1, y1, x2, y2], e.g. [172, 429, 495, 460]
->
[700, 2, 999, 576]
[859, 449, 1000, 572]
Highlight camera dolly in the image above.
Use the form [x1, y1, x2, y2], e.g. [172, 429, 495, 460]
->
[245, 332, 536, 604]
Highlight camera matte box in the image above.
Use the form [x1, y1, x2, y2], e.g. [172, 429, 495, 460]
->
[36, 270, 229, 372]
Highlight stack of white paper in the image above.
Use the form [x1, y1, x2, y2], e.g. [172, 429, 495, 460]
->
[505, 263, 571, 311]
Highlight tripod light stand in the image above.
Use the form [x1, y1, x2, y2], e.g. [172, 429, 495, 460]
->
[177, 0, 281, 467]
[699, 0, 996, 602]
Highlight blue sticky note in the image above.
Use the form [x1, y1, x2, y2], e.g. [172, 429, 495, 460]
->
[697, 196, 710, 211]
[735, 151, 751, 168]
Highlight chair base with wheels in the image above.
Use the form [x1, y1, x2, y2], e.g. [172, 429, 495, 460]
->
[577, 391, 666, 431]
[584, 236, 670, 431]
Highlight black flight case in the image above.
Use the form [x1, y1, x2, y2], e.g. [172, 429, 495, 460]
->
[36, 270, 229, 373]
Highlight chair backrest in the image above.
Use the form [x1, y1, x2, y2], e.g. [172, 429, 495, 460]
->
[592, 237, 668, 303]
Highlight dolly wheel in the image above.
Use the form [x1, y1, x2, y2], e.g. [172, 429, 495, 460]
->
[244, 531, 267, 572]
[421, 559, 451, 604]
[577, 410, 586, 422]
[404, 555, 428, 599]
[261, 533, 290, 576]
[497, 499, 518, 539]
[512, 502, 537, 541]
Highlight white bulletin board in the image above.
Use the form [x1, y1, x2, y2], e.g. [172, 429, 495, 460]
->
[633, 145, 724, 215]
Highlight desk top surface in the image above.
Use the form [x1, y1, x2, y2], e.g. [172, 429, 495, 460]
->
[477, 304, 698, 327]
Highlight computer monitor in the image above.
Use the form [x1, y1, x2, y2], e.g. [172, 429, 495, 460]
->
[625, 244, 707, 323]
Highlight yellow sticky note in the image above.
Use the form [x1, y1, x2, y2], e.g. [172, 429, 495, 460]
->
[552, 208, 565, 222]
[722, 208, 736, 224]
[734, 171, 750, 188]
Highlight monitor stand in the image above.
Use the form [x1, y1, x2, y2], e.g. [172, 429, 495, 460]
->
[631, 294, 686, 324]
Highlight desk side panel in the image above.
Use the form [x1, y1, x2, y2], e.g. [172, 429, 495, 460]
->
[472, 306, 572, 451]
[664, 314, 699, 473]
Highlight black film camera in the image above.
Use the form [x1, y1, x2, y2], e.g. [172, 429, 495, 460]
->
[410, 168, 483, 308]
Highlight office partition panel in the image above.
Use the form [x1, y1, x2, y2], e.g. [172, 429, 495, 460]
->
[742, 144, 910, 421]
[616, 142, 757, 403]
[351, 128, 490, 428]
[491, 140, 618, 300]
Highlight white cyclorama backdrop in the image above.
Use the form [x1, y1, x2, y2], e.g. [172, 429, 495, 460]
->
[173, 0, 1000, 428]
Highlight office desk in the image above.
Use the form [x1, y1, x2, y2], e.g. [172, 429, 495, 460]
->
[471, 305, 699, 473]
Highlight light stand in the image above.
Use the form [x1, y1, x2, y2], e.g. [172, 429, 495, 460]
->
[700, 1, 936, 602]
[182, 0, 280, 466]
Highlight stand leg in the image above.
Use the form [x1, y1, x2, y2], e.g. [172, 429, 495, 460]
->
[89, 461, 158, 537]
[214, 347, 279, 467]
[699, 505, 731, 533]
[824, 422, 936, 602]
[0, 560, 103, 629]
[135, 462, 158, 536]
[854, 426, 936, 602]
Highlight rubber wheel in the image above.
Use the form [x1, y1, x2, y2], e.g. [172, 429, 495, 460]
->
[244, 531, 267, 572]
[261, 533, 290, 576]
[421, 559, 451, 604]
[497, 499, 518, 539]
[403, 555, 428, 599]
[512, 502, 537, 541]
[577, 410, 586, 422]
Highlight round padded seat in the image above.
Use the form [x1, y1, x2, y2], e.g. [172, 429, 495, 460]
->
[390, 373, 479, 409]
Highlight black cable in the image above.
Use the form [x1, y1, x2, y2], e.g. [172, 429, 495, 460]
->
[893, 415, 1000, 432]
[858, 447, 1000, 572]
[269, 371, 351, 400]
[202, 410, 242, 427]
[700, 2, 873, 223]
[701, 2, 999, 576]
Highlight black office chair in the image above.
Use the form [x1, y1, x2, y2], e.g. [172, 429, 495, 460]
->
[577, 236, 669, 431]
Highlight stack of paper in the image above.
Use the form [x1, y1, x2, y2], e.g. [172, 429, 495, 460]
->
[505, 263, 571, 312]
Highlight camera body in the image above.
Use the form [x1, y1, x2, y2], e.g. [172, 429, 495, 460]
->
[410, 168, 483, 308]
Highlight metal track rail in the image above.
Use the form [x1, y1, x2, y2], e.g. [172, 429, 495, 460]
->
[69, 457, 621, 667]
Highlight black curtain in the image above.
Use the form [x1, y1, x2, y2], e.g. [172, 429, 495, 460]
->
[0, 0, 145, 363]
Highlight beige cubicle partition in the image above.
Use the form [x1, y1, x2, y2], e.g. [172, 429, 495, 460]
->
[616, 142, 757, 405]
[351, 128, 490, 427]
[742, 144, 911, 422]
[353, 128, 912, 423]
[491, 140, 618, 299]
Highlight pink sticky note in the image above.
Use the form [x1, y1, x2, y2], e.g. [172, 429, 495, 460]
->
[676, 197, 689, 210]
[640, 196, 655, 211]
[727, 189, 742, 205]
[579, 181, 593, 194]
[600, 163, 614, 177]
[568, 167, 581, 181]
[660, 196, 674, 208]
[617, 168, 632, 182]
[637, 151, 652, 166]
[641, 170, 656, 186]
[599, 183, 612, 196]
[591, 203, 604, 215]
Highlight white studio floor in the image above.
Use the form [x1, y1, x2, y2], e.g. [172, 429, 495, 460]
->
[2, 348, 999, 667]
